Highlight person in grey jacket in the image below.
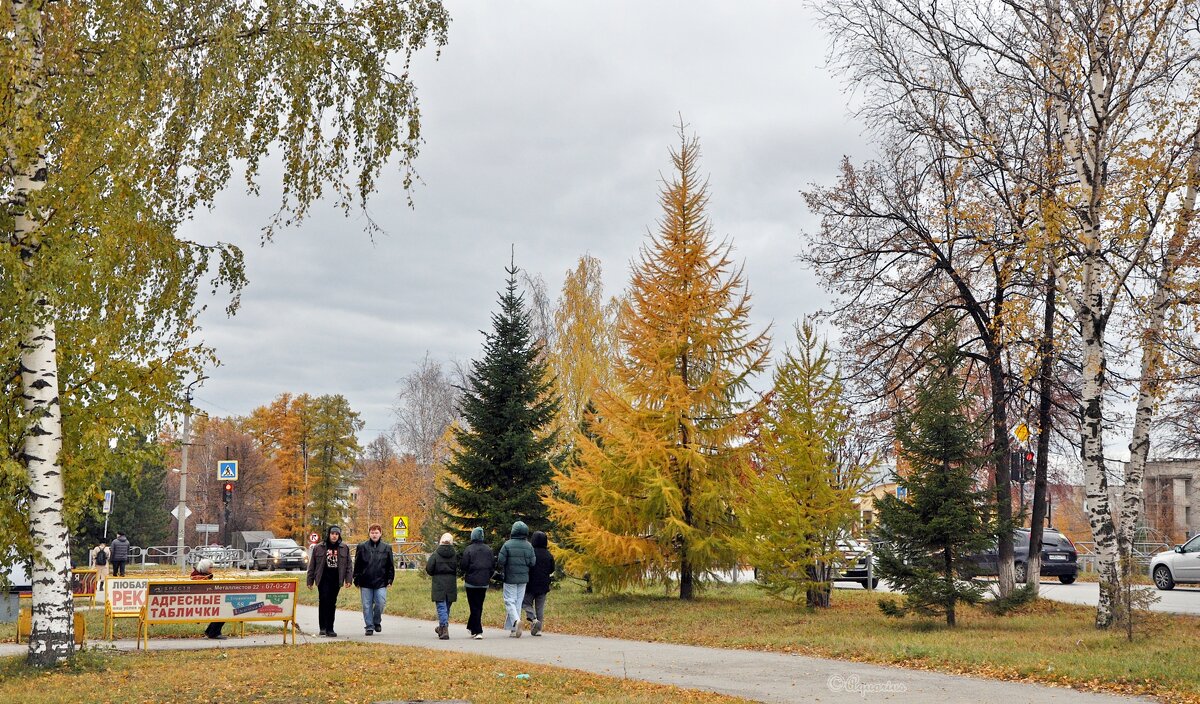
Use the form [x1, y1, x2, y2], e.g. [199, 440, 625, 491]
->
[109, 532, 130, 576]
[426, 533, 458, 640]
[496, 520, 536, 637]
[458, 527, 495, 639]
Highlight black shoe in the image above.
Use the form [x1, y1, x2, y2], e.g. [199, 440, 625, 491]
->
[327, 630, 337, 638]
[317, 629, 327, 637]
[207, 634, 227, 640]
[374, 623, 382, 633]
[365, 628, 374, 636]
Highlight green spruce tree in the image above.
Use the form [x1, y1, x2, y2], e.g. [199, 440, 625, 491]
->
[440, 263, 561, 548]
[875, 338, 993, 626]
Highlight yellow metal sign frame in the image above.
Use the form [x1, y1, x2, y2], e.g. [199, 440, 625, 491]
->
[138, 577, 299, 649]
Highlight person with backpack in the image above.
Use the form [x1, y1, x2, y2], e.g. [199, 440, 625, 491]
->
[109, 532, 130, 576]
[496, 521, 536, 638]
[425, 533, 458, 640]
[522, 530, 555, 636]
[91, 542, 109, 569]
[458, 527, 495, 639]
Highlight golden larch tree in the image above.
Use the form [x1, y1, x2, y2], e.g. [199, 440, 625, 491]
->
[547, 125, 770, 599]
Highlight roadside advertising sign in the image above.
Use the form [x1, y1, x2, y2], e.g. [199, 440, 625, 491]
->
[139, 578, 298, 649]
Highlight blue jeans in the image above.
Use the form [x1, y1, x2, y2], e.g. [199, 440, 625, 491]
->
[360, 587, 387, 629]
[435, 599, 451, 628]
[502, 583, 527, 631]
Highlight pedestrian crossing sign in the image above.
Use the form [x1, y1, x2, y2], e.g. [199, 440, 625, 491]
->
[392, 515, 408, 540]
[217, 460, 239, 481]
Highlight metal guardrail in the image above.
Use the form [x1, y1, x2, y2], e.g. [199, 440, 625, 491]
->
[393, 541, 427, 570]
[1072, 541, 1169, 573]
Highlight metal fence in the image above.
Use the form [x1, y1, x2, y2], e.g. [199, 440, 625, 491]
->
[1073, 541, 1170, 573]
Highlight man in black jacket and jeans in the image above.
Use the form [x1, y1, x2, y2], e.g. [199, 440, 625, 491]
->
[109, 532, 130, 576]
[353, 523, 395, 636]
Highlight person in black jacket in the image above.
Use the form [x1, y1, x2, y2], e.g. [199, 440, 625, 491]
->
[458, 527, 495, 639]
[307, 525, 352, 637]
[522, 530, 555, 636]
[353, 523, 395, 636]
[109, 532, 130, 576]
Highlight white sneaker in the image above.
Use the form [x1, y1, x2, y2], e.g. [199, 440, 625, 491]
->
[473, 633, 483, 640]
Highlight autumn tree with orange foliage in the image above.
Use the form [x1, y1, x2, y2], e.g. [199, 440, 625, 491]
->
[248, 393, 362, 540]
[351, 436, 432, 542]
[546, 126, 770, 599]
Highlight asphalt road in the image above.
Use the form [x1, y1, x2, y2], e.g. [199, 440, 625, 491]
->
[836, 577, 1200, 615]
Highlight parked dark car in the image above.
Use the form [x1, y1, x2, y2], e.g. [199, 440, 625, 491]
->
[249, 538, 308, 571]
[971, 528, 1077, 584]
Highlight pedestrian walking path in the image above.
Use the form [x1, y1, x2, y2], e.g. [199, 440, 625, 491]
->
[0, 604, 1153, 704]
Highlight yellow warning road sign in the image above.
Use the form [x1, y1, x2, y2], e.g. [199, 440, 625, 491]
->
[392, 515, 409, 540]
[1010, 423, 1030, 444]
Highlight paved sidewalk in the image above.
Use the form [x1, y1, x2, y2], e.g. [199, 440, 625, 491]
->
[0, 604, 1154, 704]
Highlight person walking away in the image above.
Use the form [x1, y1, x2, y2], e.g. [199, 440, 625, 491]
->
[109, 532, 130, 576]
[522, 530, 555, 636]
[306, 525, 352, 637]
[353, 523, 395, 636]
[91, 542, 109, 569]
[190, 558, 226, 639]
[496, 521, 535, 637]
[459, 527, 495, 639]
[426, 533, 458, 640]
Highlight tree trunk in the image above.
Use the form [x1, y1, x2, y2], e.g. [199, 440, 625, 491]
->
[1027, 260, 1056, 594]
[806, 563, 831, 608]
[9, 0, 73, 668]
[21, 319, 75, 667]
[988, 354, 1015, 598]
[944, 546, 955, 627]
[1119, 130, 1199, 567]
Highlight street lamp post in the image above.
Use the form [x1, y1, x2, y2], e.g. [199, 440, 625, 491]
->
[175, 377, 204, 573]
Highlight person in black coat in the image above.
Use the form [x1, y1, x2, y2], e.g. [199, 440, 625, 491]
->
[353, 523, 395, 636]
[522, 530, 555, 636]
[458, 527, 495, 639]
[306, 525, 352, 637]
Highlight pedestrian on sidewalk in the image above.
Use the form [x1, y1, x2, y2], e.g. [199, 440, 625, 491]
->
[91, 542, 109, 569]
[109, 532, 130, 576]
[190, 559, 226, 640]
[426, 532, 458, 640]
[353, 523, 395, 636]
[459, 526, 495, 639]
[496, 520, 535, 638]
[522, 530, 555, 636]
[307, 525, 352, 637]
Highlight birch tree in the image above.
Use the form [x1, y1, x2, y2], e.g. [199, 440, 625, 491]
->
[3, 0, 449, 664]
[818, 0, 1200, 626]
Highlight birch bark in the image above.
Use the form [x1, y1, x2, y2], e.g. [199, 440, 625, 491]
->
[7, 0, 75, 667]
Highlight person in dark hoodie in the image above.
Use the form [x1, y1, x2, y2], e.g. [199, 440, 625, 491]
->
[306, 525, 352, 637]
[496, 520, 536, 637]
[353, 523, 395, 636]
[458, 527, 495, 639]
[522, 530, 555, 636]
[426, 532, 458, 640]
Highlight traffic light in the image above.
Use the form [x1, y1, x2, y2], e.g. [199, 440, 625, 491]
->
[223, 482, 233, 504]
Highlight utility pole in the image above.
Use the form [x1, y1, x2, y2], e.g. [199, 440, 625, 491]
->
[175, 377, 204, 573]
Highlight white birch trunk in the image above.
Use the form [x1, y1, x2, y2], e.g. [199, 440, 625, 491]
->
[8, 0, 75, 667]
[1121, 135, 1200, 556]
[1050, 0, 1122, 628]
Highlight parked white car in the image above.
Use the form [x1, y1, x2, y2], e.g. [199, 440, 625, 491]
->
[1150, 534, 1200, 590]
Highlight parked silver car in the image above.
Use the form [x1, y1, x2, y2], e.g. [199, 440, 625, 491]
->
[1150, 534, 1200, 590]
[249, 538, 308, 571]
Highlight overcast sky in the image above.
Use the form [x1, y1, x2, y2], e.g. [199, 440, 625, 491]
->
[180, 1, 872, 441]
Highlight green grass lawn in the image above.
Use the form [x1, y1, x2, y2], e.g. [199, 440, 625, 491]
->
[295, 569, 1200, 703]
[0, 643, 749, 704]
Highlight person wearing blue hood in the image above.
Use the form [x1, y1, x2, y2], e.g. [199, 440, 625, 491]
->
[496, 520, 536, 637]
[306, 525, 352, 637]
[458, 527, 495, 639]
